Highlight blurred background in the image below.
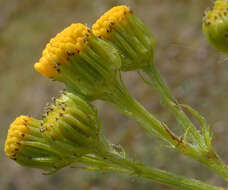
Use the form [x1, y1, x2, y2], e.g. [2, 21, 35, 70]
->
[0, 0, 228, 189]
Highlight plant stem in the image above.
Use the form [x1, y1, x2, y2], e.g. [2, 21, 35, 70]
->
[128, 164, 218, 190]
[142, 63, 228, 181]
[103, 80, 178, 146]
[96, 147, 220, 190]
[198, 152, 228, 182]
[143, 63, 201, 144]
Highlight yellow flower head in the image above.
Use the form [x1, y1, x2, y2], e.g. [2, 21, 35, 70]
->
[92, 5, 155, 71]
[203, 0, 228, 53]
[92, 5, 131, 39]
[4, 116, 31, 159]
[34, 23, 121, 99]
[34, 23, 91, 78]
[4, 114, 76, 172]
[203, 0, 228, 25]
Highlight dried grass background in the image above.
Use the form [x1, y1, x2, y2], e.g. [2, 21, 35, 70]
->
[0, 0, 228, 189]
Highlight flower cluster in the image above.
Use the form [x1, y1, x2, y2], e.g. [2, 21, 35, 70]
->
[5, 5, 164, 173]
[5, 92, 106, 172]
[4, 4, 228, 190]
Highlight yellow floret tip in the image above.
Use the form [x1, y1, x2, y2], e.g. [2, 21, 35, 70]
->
[4, 116, 31, 159]
[203, 0, 228, 25]
[43, 104, 67, 139]
[92, 5, 131, 39]
[34, 23, 91, 78]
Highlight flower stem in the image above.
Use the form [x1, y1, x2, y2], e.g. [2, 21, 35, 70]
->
[127, 164, 219, 190]
[142, 63, 228, 181]
[96, 147, 220, 190]
[103, 79, 178, 146]
[197, 151, 228, 182]
[143, 63, 201, 144]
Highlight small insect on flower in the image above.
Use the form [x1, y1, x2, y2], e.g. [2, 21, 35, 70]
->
[203, 0, 228, 53]
[92, 5, 156, 71]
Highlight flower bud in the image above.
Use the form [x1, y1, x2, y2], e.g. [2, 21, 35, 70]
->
[34, 23, 121, 99]
[41, 91, 100, 154]
[4, 116, 64, 171]
[92, 5, 155, 71]
[202, 0, 228, 53]
[4, 93, 104, 172]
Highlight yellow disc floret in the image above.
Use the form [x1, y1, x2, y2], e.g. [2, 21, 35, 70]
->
[4, 116, 30, 159]
[92, 5, 131, 39]
[202, 0, 228, 53]
[42, 103, 67, 139]
[203, 0, 228, 25]
[34, 23, 91, 78]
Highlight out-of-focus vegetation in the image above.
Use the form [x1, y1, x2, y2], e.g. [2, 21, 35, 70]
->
[0, 0, 228, 189]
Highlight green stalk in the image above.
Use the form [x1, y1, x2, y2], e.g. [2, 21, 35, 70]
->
[103, 79, 178, 146]
[199, 153, 228, 182]
[143, 63, 201, 144]
[123, 164, 219, 190]
[95, 146, 220, 190]
[142, 63, 228, 181]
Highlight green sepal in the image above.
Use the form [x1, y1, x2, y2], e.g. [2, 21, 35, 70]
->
[58, 35, 122, 100]
[108, 14, 155, 71]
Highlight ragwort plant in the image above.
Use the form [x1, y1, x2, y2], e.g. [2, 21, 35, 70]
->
[4, 2, 228, 190]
